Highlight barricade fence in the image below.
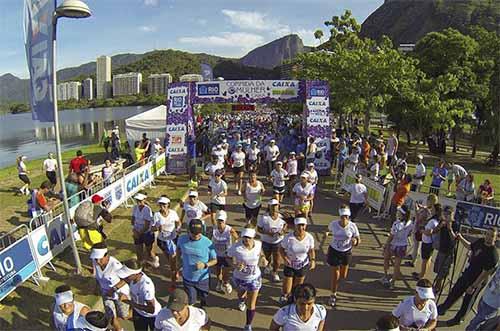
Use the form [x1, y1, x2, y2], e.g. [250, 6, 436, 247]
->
[0, 153, 166, 302]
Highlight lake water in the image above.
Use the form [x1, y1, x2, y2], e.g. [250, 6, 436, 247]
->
[0, 106, 154, 168]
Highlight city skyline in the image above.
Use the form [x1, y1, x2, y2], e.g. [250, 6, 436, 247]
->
[1, 0, 383, 78]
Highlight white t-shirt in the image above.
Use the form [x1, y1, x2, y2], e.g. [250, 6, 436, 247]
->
[247, 147, 260, 161]
[231, 151, 246, 167]
[390, 220, 413, 247]
[328, 220, 360, 252]
[292, 182, 314, 206]
[370, 163, 380, 180]
[347, 183, 367, 204]
[258, 214, 286, 244]
[155, 306, 208, 331]
[132, 205, 154, 232]
[387, 136, 398, 156]
[212, 225, 233, 257]
[286, 159, 298, 176]
[413, 163, 426, 185]
[227, 240, 262, 281]
[204, 162, 223, 179]
[271, 169, 288, 187]
[273, 303, 327, 331]
[244, 181, 264, 209]
[183, 201, 208, 224]
[93, 256, 123, 295]
[422, 218, 439, 244]
[43, 158, 57, 172]
[18, 161, 27, 175]
[53, 301, 87, 331]
[393, 296, 437, 329]
[154, 210, 180, 241]
[304, 169, 318, 186]
[281, 232, 315, 269]
[212, 149, 225, 164]
[264, 145, 280, 161]
[208, 179, 228, 205]
[129, 273, 161, 318]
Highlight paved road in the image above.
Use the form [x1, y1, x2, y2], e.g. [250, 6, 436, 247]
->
[120, 174, 475, 330]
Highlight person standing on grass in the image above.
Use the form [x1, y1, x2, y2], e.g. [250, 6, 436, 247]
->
[278, 217, 316, 304]
[326, 205, 361, 307]
[152, 196, 181, 291]
[176, 219, 217, 307]
[231, 144, 246, 195]
[211, 210, 238, 295]
[131, 193, 158, 269]
[430, 160, 448, 195]
[52, 285, 90, 331]
[381, 205, 413, 289]
[208, 169, 228, 226]
[227, 226, 265, 331]
[345, 174, 368, 221]
[243, 172, 265, 225]
[43, 152, 58, 187]
[411, 154, 426, 192]
[69, 150, 88, 175]
[17, 155, 30, 195]
[386, 129, 398, 166]
[117, 259, 161, 331]
[257, 199, 287, 283]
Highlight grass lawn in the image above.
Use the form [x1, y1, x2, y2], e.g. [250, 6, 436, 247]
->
[0, 174, 189, 330]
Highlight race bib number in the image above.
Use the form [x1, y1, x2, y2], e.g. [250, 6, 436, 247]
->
[242, 264, 257, 276]
[186, 210, 197, 219]
[334, 239, 351, 250]
[291, 258, 308, 270]
[215, 243, 228, 254]
[159, 230, 172, 240]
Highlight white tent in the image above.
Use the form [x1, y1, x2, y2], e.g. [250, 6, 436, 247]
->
[125, 105, 166, 145]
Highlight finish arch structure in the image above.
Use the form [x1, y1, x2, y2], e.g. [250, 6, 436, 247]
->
[165, 80, 331, 175]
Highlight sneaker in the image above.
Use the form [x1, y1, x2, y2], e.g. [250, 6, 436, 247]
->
[379, 276, 390, 286]
[243, 325, 252, 331]
[279, 295, 288, 305]
[272, 273, 280, 282]
[149, 256, 160, 268]
[223, 282, 233, 295]
[238, 300, 247, 312]
[216, 281, 223, 292]
[446, 318, 463, 327]
[411, 272, 420, 280]
[237, 190, 242, 196]
[404, 261, 415, 267]
[328, 295, 337, 307]
[263, 265, 272, 275]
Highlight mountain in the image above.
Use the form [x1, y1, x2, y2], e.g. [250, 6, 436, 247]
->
[0, 73, 29, 104]
[240, 34, 306, 69]
[361, 0, 500, 45]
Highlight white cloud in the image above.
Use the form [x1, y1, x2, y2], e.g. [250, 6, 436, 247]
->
[221, 9, 288, 32]
[139, 25, 157, 32]
[179, 32, 265, 50]
[295, 29, 320, 46]
[143, 0, 159, 6]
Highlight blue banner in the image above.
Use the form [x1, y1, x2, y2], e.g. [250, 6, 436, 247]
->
[24, 0, 55, 122]
[455, 201, 500, 230]
[0, 237, 37, 301]
[200, 63, 213, 81]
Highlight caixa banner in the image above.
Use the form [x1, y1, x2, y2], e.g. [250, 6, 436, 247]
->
[455, 201, 500, 230]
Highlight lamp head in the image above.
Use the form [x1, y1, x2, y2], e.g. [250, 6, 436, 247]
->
[56, 0, 91, 19]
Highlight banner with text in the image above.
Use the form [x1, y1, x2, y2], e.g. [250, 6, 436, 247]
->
[341, 169, 386, 212]
[166, 83, 190, 173]
[455, 201, 500, 230]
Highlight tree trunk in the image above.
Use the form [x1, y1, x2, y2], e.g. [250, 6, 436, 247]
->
[452, 128, 457, 153]
[405, 131, 411, 146]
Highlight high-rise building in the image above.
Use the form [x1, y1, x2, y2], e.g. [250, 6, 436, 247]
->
[82, 78, 93, 100]
[96, 55, 111, 99]
[67, 81, 81, 100]
[148, 73, 172, 95]
[57, 82, 68, 101]
[113, 72, 142, 97]
[179, 74, 203, 82]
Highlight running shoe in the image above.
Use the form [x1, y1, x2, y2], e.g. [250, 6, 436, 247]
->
[238, 300, 247, 312]
[223, 282, 233, 295]
[272, 273, 280, 282]
[328, 295, 337, 307]
[263, 265, 272, 275]
[411, 272, 420, 280]
[243, 325, 252, 331]
[379, 276, 390, 287]
[278, 295, 288, 305]
[152, 256, 160, 268]
[404, 261, 415, 267]
[237, 190, 242, 196]
[216, 281, 223, 292]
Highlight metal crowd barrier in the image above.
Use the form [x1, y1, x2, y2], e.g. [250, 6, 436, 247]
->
[0, 224, 30, 252]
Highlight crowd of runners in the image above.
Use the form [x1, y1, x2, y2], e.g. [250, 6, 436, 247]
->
[45, 111, 499, 331]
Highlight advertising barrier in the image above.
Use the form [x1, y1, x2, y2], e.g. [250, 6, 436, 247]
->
[455, 201, 500, 230]
[341, 169, 386, 212]
[29, 215, 71, 268]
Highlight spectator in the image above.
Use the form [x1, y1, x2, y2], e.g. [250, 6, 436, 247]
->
[361, 137, 371, 165]
[30, 181, 56, 217]
[411, 154, 426, 192]
[69, 150, 88, 175]
[465, 266, 500, 331]
[305, 136, 317, 165]
[369, 155, 381, 182]
[448, 161, 468, 188]
[386, 129, 399, 166]
[142, 133, 152, 158]
[478, 179, 494, 205]
[153, 138, 164, 155]
[65, 173, 81, 208]
[337, 141, 348, 174]
[101, 159, 115, 186]
[389, 174, 412, 222]
[134, 141, 147, 165]
[430, 160, 448, 195]
[43, 152, 58, 187]
[456, 174, 476, 202]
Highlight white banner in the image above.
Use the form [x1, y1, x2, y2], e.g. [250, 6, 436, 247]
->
[29, 215, 71, 268]
[194, 80, 300, 101]
[341, 169, 387, 212]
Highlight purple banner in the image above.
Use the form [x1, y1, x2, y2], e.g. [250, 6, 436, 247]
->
[166, 82, 191, 174]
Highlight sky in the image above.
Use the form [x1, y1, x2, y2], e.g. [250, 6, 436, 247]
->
[0, 0, 383, 78]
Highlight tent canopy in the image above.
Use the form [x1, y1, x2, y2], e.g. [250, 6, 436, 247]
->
[125, 105, 166, 145]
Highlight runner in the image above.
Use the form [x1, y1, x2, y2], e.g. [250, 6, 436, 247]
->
[72, 311, 111, 331]
[326, 204, 361, 307]
[243, 172, 265, 225]
[381, 205, 413, 289]
[152, 196, 181, 290]
[231, 144, 246, 195]
[131, 193, 158, 268]
[278, 217, 316, 304]
[180, 191, 210, 232]
[89, 243, 130, 331]
[208, 169, 228, 226]
[246, 141, 261, 173]
[344, 174, 368, 221]
[16, 155, 30, 195]
[43, 152, 58, 187]
[257, 199, 287, 282]
[303, 163, 318, 219]
[285, 152, 298, 196]
[291, 173, 314, 217]
[211, 210, 239, 295]
[375, 315, 400, 331]
[270, 283, 326, 331]
[264, 139, 280, 176]
[413, 203, 442, 280]
[227, 226, 265, 331]
[154, 288, 211, 330]
[52, 285, 90, 331]
[204, 154, 224, 181]
[117, 259, 162, 331]
[392, 279, 438, 331]
[269, 161, 289, 203]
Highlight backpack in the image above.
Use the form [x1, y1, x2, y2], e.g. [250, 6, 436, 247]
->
[74, 201, 98, 229]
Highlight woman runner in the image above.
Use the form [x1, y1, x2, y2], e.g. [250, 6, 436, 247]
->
[211, 210, 238, 295]
[231, 144, 246, 195]
[208, 170, 228, 226]
[269, 161, 289, 203]
[227, 227, 265, 331]
[292, 173, 314, 217]
[303, 163, 318, 219]
[131, 193, 158, 268]
[270, 283, 326, 331]
[243, 172, 265, 225]
[152, 196, 181, 290]
[180, 191, 210, 233]
[326, 204, 361, 307]
[257, 199, 287, 282]
[279, 217, 316, 304]
[17, 155, 31, 195]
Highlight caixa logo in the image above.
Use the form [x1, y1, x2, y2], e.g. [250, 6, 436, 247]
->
[197, 83, 220, 96]
[310, 88, 326, 97]
[37, 222, 67, 256]
[126, 168, 151, 193]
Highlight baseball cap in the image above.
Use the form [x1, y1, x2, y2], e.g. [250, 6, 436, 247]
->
[158, 196, 170, 205]
[133, 193, 147, 201]
[167, 289, 189, 312]
[294, 217, 308, 225]
[91, 194, 104, 204]
[416, 286, 435, 300]
[307, 162, 314, 167]
[89, 247, 108, 260]
[270, 139, 276, 143]
[268, 199, 279, 206]
[189, 219, 203, 234]
[216, 210, 227, 222]
[300, 173, 309, 179]
[417, 154, 423, 160]
[116, 264, 142, 279]
[276, 161, 283, 166]
[339, 208, 351, 217]
[188, 191, 198, 197]
[241, 228, 256, 238]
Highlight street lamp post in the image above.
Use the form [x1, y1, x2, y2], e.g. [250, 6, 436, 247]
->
[52, 0, 91, 274]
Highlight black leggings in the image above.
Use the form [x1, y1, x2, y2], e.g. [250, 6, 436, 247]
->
[132, 310, 155, 331]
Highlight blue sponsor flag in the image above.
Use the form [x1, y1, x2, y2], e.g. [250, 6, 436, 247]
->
[200, 63, 213, 81]
[24, 0, 55, 122]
